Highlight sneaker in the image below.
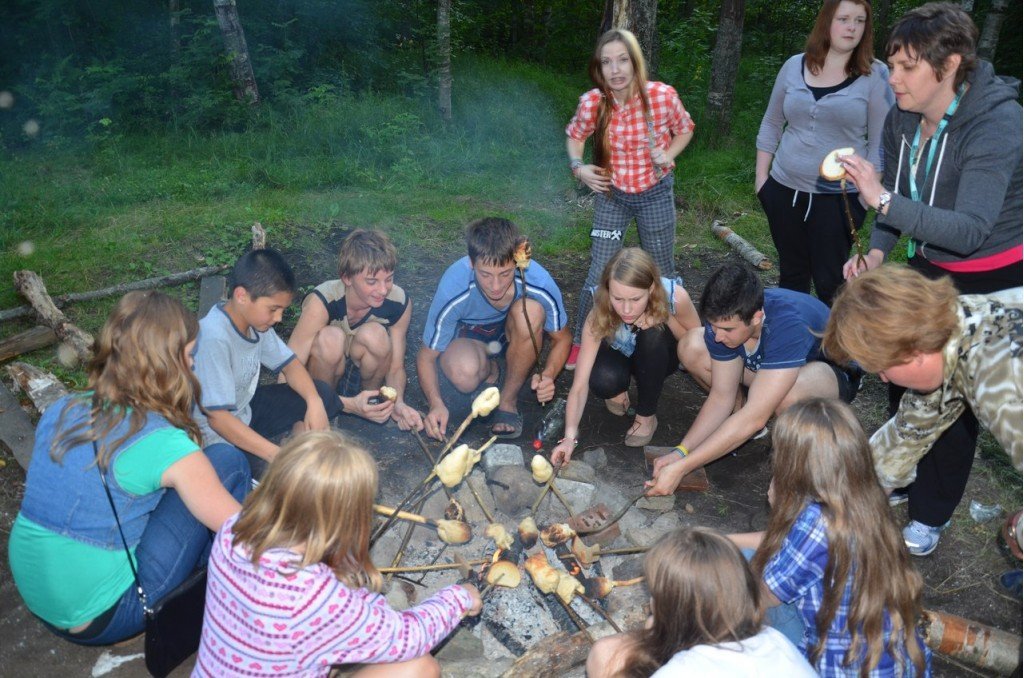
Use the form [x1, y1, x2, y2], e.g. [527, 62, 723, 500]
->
[903, 520, 942, 556]
[888, 487, 910, 506]
[565, 343, 581, 371]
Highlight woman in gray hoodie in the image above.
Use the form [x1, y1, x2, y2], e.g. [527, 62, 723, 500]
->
[840, 2, 1022, 557]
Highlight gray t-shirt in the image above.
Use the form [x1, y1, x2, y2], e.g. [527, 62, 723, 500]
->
[192, 302, 295, 447]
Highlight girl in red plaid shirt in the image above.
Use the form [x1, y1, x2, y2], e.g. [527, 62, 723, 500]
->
[565, 29, 695, 372]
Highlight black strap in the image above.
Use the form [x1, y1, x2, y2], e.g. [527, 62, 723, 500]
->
[93, 439, 152, 616]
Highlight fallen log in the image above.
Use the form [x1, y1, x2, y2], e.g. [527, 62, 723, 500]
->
[0, 326, 58, 363]
[500, 630, 592, 678]
[923, 608, 1022, 674]
[7, 361, 70, 414]
[0, 378, 36, 469]
[0, 264, 230, 322]
[711, 220, 773, 271]
[13, 270, 94, 364]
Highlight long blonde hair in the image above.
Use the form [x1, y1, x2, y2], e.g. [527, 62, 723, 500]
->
[589, 29, 652, 170]
[612, 527, 764, 677]
[751, 399, 926, 676]
[591, 248, 669, 340]
[51, 290, 201, 468]
[232, 431, 382, 592]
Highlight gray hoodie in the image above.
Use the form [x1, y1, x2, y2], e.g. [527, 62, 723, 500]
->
[869, 60, 1023, 264]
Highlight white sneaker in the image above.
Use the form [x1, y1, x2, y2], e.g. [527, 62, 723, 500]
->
[903, 520, 942, 556]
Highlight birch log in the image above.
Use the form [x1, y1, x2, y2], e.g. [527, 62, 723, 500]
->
[923, 608, 1022, 674]
[711, 221, 773, 270]
[7, 361, 70, 414]
[12, 271, 94, 363]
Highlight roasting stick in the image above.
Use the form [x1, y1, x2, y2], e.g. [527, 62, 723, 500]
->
[530, 463, 575, 517]
[557, 545, 649, 561]
[411, 429, 454, 501]
[579, 594, 622, 633]
[555, 595, 588, 631]
[383, 493, 430, 586]
[378, 559, 489, 574]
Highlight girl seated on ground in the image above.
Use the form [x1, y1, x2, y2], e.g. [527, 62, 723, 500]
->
[8, 291, 250, 645]
[551, 248, 699, 462]
[195, 430, 482, 677]
[734, 398, 931, 675]
[586, 526, 815, 677]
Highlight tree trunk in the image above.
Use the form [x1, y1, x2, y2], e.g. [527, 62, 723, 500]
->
[437, 0, 452, 121]
[705, 0, 745, 139]
[212, 0, 260, 105]
[872, 0, 891, 54]
[169, 0, 181, 55]
[601, 0, 660, 77]
[977, 0, 1008, 62]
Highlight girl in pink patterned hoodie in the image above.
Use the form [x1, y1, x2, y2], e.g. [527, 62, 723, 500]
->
[194, 431, 481, 677]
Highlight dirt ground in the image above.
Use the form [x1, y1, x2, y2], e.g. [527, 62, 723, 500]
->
[0, 227, 1020, 676]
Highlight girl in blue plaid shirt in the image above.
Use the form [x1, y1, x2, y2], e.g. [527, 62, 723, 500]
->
[741, 398, 930, 676]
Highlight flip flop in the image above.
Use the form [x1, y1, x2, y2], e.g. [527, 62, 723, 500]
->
[490, 409, 523, 439]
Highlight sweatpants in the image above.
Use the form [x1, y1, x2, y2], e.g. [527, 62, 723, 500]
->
[758, 175, 865, 306]
[573, 174, 678, 344]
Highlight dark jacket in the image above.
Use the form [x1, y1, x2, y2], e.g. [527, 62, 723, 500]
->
[869, 61, 1022, 263]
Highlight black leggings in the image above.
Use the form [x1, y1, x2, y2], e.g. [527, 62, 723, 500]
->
[897, 256, 1022, 527]
[589, 325, 678, 417]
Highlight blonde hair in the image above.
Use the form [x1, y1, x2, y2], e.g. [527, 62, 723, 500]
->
[612, 527, 763, 677]
[823, 265, 959, 372]
[232, 430, 382, 592]
[52, 291, 201, 468]
[592, 248, 669, 340]
[589, 29, 652, 170]
[337, 229, 397, 279]
[751, 399, 926, 676]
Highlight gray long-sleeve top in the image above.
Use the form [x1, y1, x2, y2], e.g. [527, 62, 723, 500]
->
[757, 54, 894, 195]
[869, 61, 1023, 264]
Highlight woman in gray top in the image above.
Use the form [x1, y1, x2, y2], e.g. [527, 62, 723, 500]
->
[755, 0, 893, 306]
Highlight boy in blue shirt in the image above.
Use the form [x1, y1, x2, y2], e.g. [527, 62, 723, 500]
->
[648, 263, 860, 494]
[192, 249, 341, 478]
[418, 217, 572, 440]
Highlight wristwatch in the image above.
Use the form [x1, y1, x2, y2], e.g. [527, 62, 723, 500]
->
[569, 158, 584, 177]
[877, 191, 892, 212]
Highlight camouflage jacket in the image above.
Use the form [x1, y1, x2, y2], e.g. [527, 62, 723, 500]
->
[871, 289, 1023, 488]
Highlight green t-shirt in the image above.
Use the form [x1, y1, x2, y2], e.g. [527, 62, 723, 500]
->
[8, 426, 198, 628]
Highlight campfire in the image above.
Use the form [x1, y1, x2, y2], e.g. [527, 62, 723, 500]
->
[368, 389, 654, 662]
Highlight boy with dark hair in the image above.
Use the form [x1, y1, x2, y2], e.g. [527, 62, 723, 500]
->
[647, 263, 860, 495]
[193, 248, 341, 479]
[287, 230, 423, 430]
[417, 217, 572, 440]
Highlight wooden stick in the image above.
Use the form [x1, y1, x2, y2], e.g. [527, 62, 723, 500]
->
[411, 429, 453, 501]
[0, 265, 230, 322]
[13, 270, 94, 363]
[711, 221, 772, 271]
[558, 545, 649, 561]
[576, 490, 646, 535]
[378, 559, 488, 574]
[579, 594, 622, 633]
[383, 493, 430, 586]
[0, 326, 57, 363]
[530, 463, 564, 516]
[550, 483, 575, 518]
[373, 504, 439, 527]
[555, 595, 588, 631]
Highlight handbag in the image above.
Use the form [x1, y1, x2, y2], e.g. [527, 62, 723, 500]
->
[94, 441, 208, 677]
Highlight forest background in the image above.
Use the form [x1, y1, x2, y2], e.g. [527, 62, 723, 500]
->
[0, 0, 1020, 364]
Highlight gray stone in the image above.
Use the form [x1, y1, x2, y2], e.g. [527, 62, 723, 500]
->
[594, 485, 629, 515]
[650, 511, 681, 534]
[488, 465, 538, 518]
[626, 525, 662, 548]
[582, 446, 608, 469]
[617, 507, 651, 535]
[457, 468, 496, 523]
[606, 583, 651, 628]
[559, 459, 597, 484]
[553, 477, 596, 514]
[435, 626, 485, 662]
[636, 494, 676, 512]
[612, 556, 646, 581]
[482, 443, 526, 477]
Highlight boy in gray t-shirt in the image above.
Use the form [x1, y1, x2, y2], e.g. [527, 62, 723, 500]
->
[192, 249, 342, 478]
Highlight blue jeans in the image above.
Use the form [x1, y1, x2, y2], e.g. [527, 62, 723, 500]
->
[742, 548, 805, 647]
[49, 444, 250, 646]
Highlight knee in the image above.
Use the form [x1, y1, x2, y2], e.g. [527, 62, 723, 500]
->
[589, 362, 626, 399]
[440, 344, 487, 393]
[397, 655, 440, 678]
[203, 443, 252, 501]
[311, 326, 347, 366]
[587, 635, 628, 678]
[679, 327, 708, 371]
[353, 324, 391, 360]
[505, 299, 545, 341]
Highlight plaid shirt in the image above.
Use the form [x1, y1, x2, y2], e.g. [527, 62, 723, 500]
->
[763, 502, 931, 677]
[566, 81, 694, 194]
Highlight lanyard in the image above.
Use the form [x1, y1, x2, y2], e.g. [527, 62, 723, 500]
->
[906, 84, 965, 258]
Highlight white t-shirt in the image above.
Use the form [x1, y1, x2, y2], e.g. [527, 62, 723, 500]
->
[651, 627, 816, 678]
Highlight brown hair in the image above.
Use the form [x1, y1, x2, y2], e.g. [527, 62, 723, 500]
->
[805, 0, 876, 77]
[338, 229, 397, 279]
[465, 216, 521, 267]
[822, 265, 958, 372]
[612, 527, 764, 677]
[232, 430, 382, 592]
[591, 248, 669, 340]
[885, 2, 978, 88]
[52, 291, 201, 468]
[751, 399, 926, 675]
[588, 29, 652, 170]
